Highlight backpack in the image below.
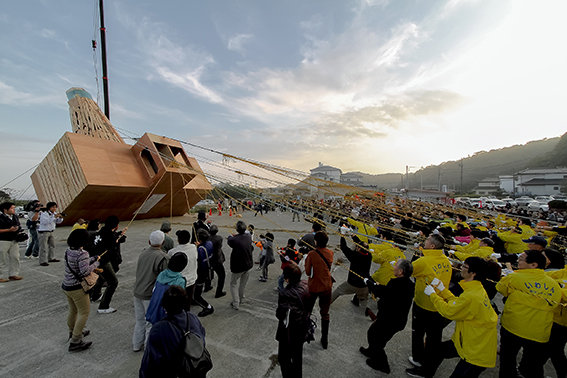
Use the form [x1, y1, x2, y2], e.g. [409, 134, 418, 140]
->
[169, 312, 213, 377]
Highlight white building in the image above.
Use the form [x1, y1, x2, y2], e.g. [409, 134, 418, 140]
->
[501, 167, 567, 196]
[472, 177, 500, 195]
[309, 163, 342, 183]
[341, 172, 363, 186]
[499, 175, 514, 194]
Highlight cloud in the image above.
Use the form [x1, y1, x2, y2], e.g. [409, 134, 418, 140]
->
[305, 89, 464, 138]
[39, 28, 56, 39]
[0, 81, 59, 106]
[227, 33, 254, 54]
[221, 20, 428, 123]
[111, 103, 145, 120]
[119, 9, 222, 104]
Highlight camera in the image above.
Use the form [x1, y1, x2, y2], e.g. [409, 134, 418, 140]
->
[24, 200, 42, 212]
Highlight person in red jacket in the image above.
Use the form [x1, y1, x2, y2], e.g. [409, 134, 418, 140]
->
[304, 231, 334, 349]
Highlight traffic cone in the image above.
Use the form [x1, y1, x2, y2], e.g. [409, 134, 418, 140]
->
[229, 208, 233, 216]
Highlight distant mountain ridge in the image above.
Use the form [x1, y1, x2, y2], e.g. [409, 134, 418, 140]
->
[346, 133, 566, 192]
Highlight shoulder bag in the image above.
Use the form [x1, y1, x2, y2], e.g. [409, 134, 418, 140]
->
[289, 288, 317, 344]
[65, 253, 99, 292]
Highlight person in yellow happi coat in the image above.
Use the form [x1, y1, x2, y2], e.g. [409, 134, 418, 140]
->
[347, 217, 378, 243]
[406, 256, 498, 378]
[545, 266, 567, 378]
[497, 250, 561, 378]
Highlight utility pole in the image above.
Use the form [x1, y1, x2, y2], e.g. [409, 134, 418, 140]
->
[437, 166, 441, 192]
[99, 0, 110, 120]
[405, 165, 409, 200]
[459, 159, 464, 195]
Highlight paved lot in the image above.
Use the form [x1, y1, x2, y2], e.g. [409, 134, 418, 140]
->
[0, 209, 558, 377]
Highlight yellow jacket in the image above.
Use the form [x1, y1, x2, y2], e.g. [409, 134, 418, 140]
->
[547, 267, 567, 327]
[347, 218, 378, 243]
[519, 225, 535, 239]
[412, 249, 452, 312]
[71, 223, 88, 231]
[497, 231, 528, 255]
[542, 230, 559, 246]
[449, 221, 469, 230]
[494, 214, 516, 229]
[497, 269, 561, 342]
[430, 280, 498, 368]
[455, 239, 480, 253]
[368, 242, 405, 285]
[454, 245, 493, 261]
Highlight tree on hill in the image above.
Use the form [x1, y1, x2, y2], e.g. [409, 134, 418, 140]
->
[0, 189, 14, 203]
[350, 135, 563, 192]
[528, 132, 567, 168]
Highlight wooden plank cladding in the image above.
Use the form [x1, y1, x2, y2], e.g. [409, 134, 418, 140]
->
[31, 88, 212, 226]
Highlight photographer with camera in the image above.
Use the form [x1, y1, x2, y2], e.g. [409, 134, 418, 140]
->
[24, 200, 41, 259]
[0, 202, 24, 282]
[38, 201, 64, 266]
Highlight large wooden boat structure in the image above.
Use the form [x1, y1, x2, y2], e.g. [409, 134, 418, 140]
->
[31, 88, 212, 225]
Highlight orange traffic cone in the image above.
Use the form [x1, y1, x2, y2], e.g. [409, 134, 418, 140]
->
[229, 208, 233, 216]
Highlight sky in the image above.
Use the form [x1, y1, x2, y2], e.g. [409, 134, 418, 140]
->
[1, 0, 566, 196]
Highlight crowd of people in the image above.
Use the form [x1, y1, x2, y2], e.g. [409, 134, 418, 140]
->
[2, 193, 567, 378]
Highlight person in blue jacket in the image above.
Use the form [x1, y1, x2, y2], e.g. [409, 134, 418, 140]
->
[145, 252, 188, 325]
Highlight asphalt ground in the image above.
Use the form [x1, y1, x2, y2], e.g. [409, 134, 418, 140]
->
[0, 209, 558, 378]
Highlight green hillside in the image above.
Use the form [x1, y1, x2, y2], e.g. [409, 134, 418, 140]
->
[348, 134, 564, 192]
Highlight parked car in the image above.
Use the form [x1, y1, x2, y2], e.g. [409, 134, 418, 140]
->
[15, 206, 27, 218]
[484, 199, 507, 211]
[501, 198, 517, 207]
[553, 194, 567, 200]
[195, 199, 215, 206]
[468, 198, 483, 208]
[528, 200, 549, 212]
[455, 197, 471, 207]
[535, 196, 553, 202]
[515, 197, 537, 209]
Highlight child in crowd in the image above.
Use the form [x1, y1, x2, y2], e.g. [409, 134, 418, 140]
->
[277, 239, 300, 290]
[259, 233, 275, 282]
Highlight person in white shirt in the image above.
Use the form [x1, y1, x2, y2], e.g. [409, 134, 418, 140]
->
[167, 230, 198, 309]
[38, 202, 64, 266]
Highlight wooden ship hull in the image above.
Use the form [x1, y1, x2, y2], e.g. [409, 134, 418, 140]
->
[31, 88, 212, 226]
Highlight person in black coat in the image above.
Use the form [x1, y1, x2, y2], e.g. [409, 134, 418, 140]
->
[0, 201, 23, 282]
[89, 215, 126, 312]
[330, 236, 372, 313]
[276, 262, 311, 378]
[360, 259, 415, 373]
[227, 221, 253, 310]
[208, 224, 226, 298]
[191, 211, 210, 244]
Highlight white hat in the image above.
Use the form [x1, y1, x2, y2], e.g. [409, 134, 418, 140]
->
[149, 230, 165, 246]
